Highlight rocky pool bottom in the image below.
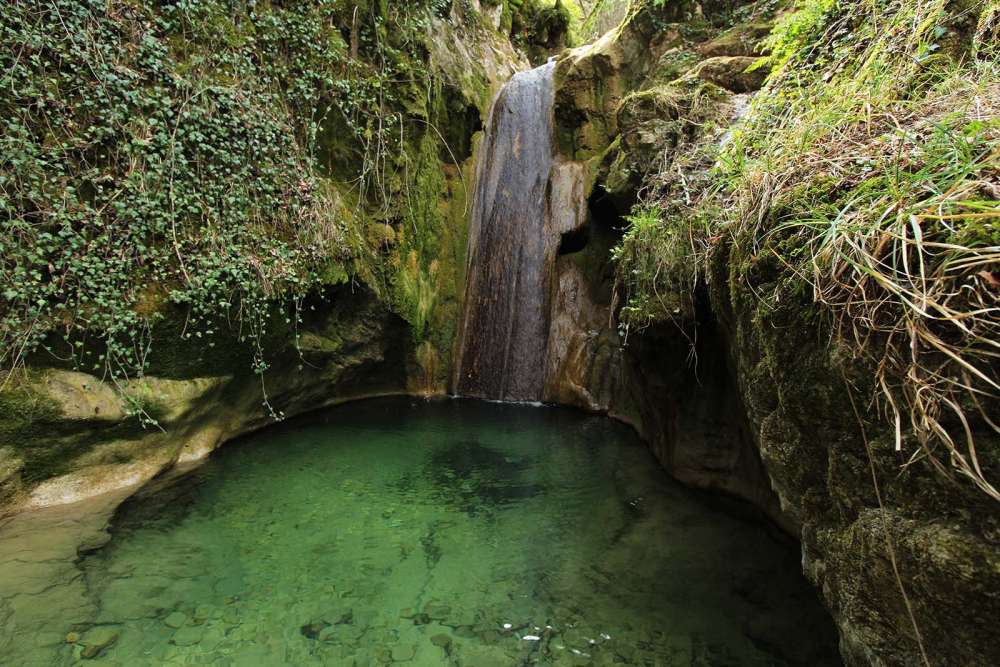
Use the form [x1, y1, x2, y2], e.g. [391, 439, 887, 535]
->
[1, 398, 841, 666]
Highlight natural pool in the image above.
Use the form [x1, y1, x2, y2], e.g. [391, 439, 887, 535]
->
[2, 398, 841, 666]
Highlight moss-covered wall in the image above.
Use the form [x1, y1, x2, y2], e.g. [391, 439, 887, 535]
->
[0, 0, 526, 515]
[546, 0, 1000, 663]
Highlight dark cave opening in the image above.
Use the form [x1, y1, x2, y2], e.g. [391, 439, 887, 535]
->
[558, 223, 590, 255]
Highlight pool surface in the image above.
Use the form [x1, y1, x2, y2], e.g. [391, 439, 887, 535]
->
[2, 397, 841, 665]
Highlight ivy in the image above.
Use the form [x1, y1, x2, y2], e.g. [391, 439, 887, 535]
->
[0, 0, 459, 411]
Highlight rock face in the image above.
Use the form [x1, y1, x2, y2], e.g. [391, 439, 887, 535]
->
[553, 0, 693, 160]
[543, 261, 622, 412]
[541, 2, 1000, 665]
[453, 62, 560, 401]
[427, 1, 527, 112]
[0, 286, 412, 517]
[709, 245, 1000, 666]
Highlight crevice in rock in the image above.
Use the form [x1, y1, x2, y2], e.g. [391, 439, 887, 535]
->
[557, 223, 589, 255]
[621, 282, 791, 533]
[436, 89, 483, 163]
[587, 176, 634, 230]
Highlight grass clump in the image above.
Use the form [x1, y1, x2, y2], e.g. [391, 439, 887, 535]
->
[719, 0, 1000, 499]
[612, 204, 706, 340]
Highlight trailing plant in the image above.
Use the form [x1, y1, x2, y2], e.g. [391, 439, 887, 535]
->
[0, 0, 476, 412]
[612, 204, 704, 337]
[752, 0, 838, 69]
[1, 1, 345, 409]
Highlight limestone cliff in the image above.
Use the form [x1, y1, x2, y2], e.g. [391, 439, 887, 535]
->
[540, 0, 1000, 664]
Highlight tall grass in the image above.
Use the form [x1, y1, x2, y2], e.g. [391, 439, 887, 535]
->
[722, 0, 1000, 499]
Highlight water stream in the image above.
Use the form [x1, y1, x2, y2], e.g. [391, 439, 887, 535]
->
[1, 398, 840, 665]
[453, 62, 559, 402]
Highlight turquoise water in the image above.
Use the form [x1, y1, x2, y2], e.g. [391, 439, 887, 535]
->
[6, 398, 840, 665]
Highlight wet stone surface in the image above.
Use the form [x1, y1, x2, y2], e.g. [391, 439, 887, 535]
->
[453, 62, 560, 402]
[2, 398, 841, 665]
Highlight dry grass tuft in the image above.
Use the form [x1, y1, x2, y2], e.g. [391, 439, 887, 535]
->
[722, 0, 1000, 499]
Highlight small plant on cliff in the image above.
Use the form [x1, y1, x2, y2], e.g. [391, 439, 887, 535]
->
[612, 204, 704, 340]
[751, 0, 838, 69]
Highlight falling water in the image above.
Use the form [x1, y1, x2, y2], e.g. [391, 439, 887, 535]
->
[453, 61, 558, 401]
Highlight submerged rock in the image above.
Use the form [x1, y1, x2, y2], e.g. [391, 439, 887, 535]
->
[163, 611, 187, 629]
[80, 627, 118, 659]
[422, 439, 543, 515]
[423, 602, 451, 620]
[300, 620, 330, 640]
[391, 644, 417, 661]
[318, 625, 340, 643]
[453, 625, 478, 638]
[170, 625, 203, 647]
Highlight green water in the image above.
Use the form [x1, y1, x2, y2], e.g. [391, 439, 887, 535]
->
[5, 398, 840, 666]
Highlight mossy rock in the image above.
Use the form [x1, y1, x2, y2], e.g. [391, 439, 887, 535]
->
[688, 56, 767, 93]
[552, 3, 691, 159]
[604, 81, 729, 196]
[696, 22, 773, 57]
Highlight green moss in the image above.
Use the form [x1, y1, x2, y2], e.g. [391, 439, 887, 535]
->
[620, 85, 689, 118]
[648, 49, 704, 85]
[0, 377, 63, 444]
[951, 219, 1000, 247]
[0, 373, 156, 484]
[384, 122, 472, 389]
[507, 0, 575, 62]
[393, 133, 447, 339]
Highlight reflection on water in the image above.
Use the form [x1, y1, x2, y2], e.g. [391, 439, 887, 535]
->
[1, 398, 841, 665]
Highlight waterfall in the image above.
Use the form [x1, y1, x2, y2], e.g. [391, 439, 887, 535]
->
[453, 62, 559, 402]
